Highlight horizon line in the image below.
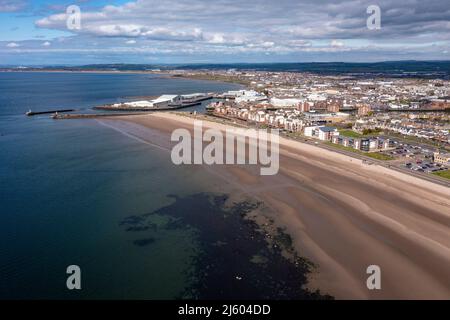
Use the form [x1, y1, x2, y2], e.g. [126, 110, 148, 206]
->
[1, 59, 450, 68]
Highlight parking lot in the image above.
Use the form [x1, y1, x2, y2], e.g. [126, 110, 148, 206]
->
[381, 141, 448, 173]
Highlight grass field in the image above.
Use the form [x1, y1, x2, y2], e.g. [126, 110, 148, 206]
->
[338, 130, 364, 138]
[325, 142, 394, 160]
[432, 170, 450, 180]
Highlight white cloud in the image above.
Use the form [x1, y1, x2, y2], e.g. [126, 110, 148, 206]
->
[4, 0, 445, 62]
[6, 42, 20, 48]
[331, 40, 344, 47]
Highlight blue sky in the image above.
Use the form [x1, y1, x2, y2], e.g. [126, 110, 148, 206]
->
[1, 0, 449, 65]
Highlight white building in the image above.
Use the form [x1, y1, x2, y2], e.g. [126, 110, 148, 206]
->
[120, 100, 153, 108]
[307, 93, 327, 101]
[304, 126, 319, 137]
[235, 90, 268, 103]
[304, 126, 337, 141]
[181, 93, 207, 100]
[317, 126, 338, 141]
[270, 98, 303, 108]
[152, 95, 182, 108]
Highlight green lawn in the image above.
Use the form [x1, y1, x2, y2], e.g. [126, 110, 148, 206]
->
[432, 170, 450, 180]
[364, 152, 395, 161]
[338, 130, 363, 138]
[325, 142, 394, 160]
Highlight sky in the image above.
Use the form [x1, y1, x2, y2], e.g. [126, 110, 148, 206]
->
[0, 0, 449, 65]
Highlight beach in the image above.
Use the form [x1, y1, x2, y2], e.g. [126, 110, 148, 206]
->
[101, 112, 450, 300]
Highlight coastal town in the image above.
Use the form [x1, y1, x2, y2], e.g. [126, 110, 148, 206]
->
[72, 68, 449, 183]
[4, 0, 450, 303]
[183, 69, 450, 181]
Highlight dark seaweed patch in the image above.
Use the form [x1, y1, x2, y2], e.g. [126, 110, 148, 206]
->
[120, 193, 332, 300]
[133, 238, 156, 247]
[125, 226, 151, 232]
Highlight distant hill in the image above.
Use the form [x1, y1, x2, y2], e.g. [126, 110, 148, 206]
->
[2, 61, 450, 79]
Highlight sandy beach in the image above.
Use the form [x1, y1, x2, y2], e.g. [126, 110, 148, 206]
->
[101, 112, 450, 300]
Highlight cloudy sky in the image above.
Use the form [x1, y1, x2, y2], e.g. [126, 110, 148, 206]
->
[0, 0, 449, 65]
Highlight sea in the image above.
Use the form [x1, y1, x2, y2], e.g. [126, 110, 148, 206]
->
[0, 72, 327, 300]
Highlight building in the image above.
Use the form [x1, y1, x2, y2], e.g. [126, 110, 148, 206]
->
[181, 93, 208, 101]
[304, 111, 350, 123]
[360, 139, 370, 152]
[433, 152, 450, 166]
[327, 103, 340, 113]
[357, 104, 372, 116]
[318, 126, 338, 141]
[270, 98, 303, 108]
[152, 95, 182, 108]
[304, 126, 318, 137]
[235, 90, 268, 103]
[327, 100, 341, 113]
[284, 118, 303, 132]
[114, 94, 182, 109]
[331, 135, 392, 152]
[304, 126, 337, 141]
[298, 101, 311, 112]
[120, 100, 153, 108]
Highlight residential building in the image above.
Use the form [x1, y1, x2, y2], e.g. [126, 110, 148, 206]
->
[433, 152, 450, 166]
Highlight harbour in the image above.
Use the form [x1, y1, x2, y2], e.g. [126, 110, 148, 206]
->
[93, 93, 215, 112]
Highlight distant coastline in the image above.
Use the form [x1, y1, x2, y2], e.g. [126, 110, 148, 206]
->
[0, 69, 250, 87]
[2, 60, 450, 79]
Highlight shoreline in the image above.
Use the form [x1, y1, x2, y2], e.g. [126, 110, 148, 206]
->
[0, 70, 249, 87]
[99, 112, 450, 299]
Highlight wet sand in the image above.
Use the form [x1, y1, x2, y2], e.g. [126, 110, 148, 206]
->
[100, 112, 450, 299]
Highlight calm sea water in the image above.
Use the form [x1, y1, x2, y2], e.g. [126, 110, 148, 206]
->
[0, 72, 242, 299]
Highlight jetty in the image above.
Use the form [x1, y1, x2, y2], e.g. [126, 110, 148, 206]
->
[52, 112, 149, 119]
[93, 101, 203, 112]
[26, 109, 75, 116]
